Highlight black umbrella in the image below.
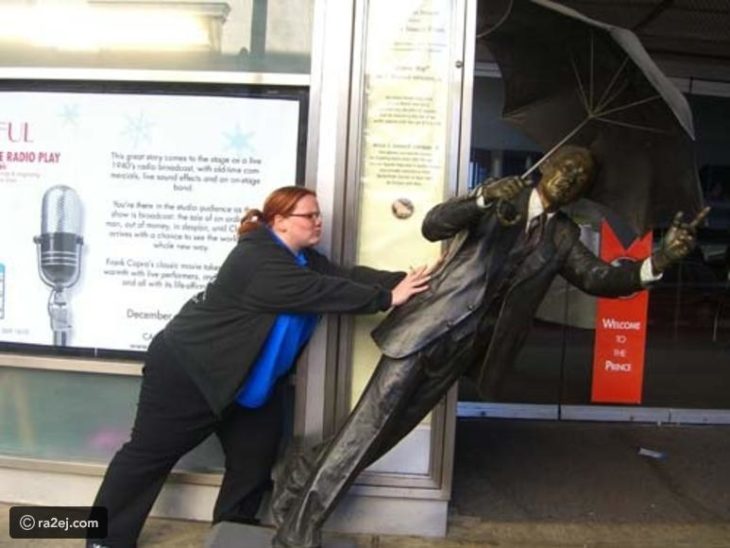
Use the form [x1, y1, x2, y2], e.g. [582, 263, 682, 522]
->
[480, 0, 704, 234]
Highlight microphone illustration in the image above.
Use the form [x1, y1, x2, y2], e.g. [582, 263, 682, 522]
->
[34, 185, 84, 346]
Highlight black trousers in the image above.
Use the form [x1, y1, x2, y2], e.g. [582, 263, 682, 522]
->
[90, 332, 285, 548]
[272, 325, 478, 548]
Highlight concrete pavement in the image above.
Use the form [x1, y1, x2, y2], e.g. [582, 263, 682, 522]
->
[3, 418, 730, 547]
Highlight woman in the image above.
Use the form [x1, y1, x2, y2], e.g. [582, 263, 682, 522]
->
[89, 186, 429, 547]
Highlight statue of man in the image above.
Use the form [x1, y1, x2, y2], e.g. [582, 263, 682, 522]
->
[272, 145, 709, 548]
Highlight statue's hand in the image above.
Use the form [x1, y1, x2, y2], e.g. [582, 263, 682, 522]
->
[478, 176, 527, 203]
[477, 176, 529, 226]
[651, 207, 711, 274]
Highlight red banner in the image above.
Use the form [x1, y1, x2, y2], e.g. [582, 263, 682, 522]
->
[591, 222, 652, 404]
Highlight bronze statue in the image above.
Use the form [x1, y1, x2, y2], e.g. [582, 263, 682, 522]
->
[271, 145, 709, 548]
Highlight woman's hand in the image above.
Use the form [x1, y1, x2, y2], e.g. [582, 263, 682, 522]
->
[391, 265, 431, 307]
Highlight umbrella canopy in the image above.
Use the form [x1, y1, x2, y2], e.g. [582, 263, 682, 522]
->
[481, 0, 704, 234]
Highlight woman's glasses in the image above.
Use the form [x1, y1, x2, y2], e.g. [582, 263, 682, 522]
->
[288, 211, 322, 221]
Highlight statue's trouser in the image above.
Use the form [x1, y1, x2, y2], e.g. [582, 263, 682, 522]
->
[273, 323, 478, 548]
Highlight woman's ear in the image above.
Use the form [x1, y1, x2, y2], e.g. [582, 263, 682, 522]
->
[272, 213, 288, 232]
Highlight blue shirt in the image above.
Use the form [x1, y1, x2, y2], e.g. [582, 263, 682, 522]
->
[236, 231, 319, 408]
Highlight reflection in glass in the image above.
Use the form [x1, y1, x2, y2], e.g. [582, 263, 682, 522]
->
[463, 77, 730, 410]
[0, 367, 223, 472]
[0, 0, 313, 74]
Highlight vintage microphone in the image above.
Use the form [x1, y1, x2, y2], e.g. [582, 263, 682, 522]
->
[34, 185, 84, 346]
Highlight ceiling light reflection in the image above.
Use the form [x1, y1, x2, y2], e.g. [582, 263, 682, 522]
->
[0, 5, 212, 51]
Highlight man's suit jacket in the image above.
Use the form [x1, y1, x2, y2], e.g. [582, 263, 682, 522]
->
[372, 188, 646, 396]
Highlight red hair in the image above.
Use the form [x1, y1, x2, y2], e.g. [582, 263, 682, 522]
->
[238, 186, 316, 237]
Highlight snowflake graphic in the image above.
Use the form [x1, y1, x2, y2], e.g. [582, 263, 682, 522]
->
[121, 111, 154, 148]
[224, 124, 254, 155]
[59, 104, 80, 128]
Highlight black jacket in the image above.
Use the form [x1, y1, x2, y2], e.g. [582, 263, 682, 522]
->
[165, 226, 404, 414]
[373, 189, 645, 396]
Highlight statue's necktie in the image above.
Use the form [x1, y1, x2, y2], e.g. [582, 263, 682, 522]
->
[524, 212, 547, 250]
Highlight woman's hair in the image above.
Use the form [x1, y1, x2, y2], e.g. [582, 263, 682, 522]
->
[237, 185, 316, 237]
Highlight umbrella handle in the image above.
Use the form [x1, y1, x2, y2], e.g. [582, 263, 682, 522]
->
[496, 198, 523, 226]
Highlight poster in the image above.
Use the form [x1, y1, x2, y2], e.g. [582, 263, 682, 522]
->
[0, 86, 302, 354]
[357, 0, 453, 268]
[591, 222, 651, 404]
[351, 0, 457, 411]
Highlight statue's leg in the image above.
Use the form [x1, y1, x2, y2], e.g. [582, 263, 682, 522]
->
[270, 436, 331, 527]
[272, 352, 425, 548]
[376, 329, 478, 458]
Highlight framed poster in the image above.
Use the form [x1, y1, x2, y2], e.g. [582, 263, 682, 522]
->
[0, 80, 307, 359]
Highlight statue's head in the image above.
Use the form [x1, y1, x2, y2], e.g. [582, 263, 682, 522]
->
[537, 145, 596, 210]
